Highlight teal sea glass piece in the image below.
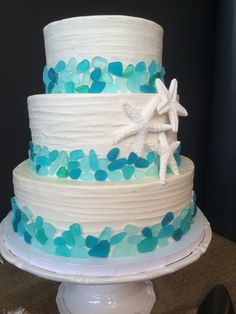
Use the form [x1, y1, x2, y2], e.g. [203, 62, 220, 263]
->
[54, 237, 66, 246]
[108, 62, 123, 77]
[89, 149, 99, 171]
[158, 225, 174, 238]
[99, 227, 111, 240]
[122, 166, 135, 180]
[98, 158, 108, 170]
[107, 147, 120, 161]
[148, 60, 157, 76]
[161, 212, 174, 226]
[90, 68, 102, 82]
[88, 240, 110, 258]
[137, 237, 158, 253]
[43, 66, 50, 85]
[135, 158, 149, 168]
[47, 81, 55, 93]
[115, 77, 129, 92]
[108, 158, 127, 171]
[75, 85, 90, 93]
[44, 223, 56, 238]
[108, 171, 123, 181]
[24, 231, 32, 244]
[69, 168, 81, 180]
[127, 235, 143, 245]
[151, 223, 162, 237]
[65, 81, 75, 93]
[37, 167, 49, 176]
[55, 60, 66, 73]
[62, 230, 75, 246]
[61, 70, 71, 83]
[36, 228, 48, 245]
[90, 81, 106, 93]
[103, 83, 118, 93]
[80, 172, 93, 181]
[76, 59, 90, 73]
[86, 235, 99, 248]
[68, 161, 80, 172]
[17, 222, 25, 236]
[36, 156, 51, 166]
[135, 61, 146, 73]
[147, 151, 155, 164]
[70, 246, 88, 258]
[70, 223, 81, 236]
[57, 167, 68, 179]
[127, 152, 138, 164]
[142, 227, 153, 239]
[74, 236, 86, 247]
[173, 228, 183, 241]
[48, 68, 58, 83]
[56, 245, 71, 257]
[35, 216, 43, 229]
[123, 64, 134, 78]
[95, 170, 108, 181]
[110, 232, 126, 245]
[126, 73, 142, 92]
[70, 149, 84, 160]
[49, 150, 59, 162]
[140, 85, 157, 93]
[44, 239, 56, 255]
[92, 56, 108, 69]
[58, 151, 69, 167]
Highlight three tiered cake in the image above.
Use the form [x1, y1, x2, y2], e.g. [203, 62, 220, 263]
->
[11, 15, 196, 259]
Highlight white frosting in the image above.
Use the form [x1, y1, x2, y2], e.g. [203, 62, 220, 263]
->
[28, 94, 177, 155]
[13, 157, 194, 235]
[43, 15, 163, 68]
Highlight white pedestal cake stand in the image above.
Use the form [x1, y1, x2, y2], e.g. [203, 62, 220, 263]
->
[0, 209, 211, 314]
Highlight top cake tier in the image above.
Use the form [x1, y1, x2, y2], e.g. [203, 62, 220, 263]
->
[44, 15, 163, 68]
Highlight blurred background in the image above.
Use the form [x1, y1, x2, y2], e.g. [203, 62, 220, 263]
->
[1, 0, 236, 241]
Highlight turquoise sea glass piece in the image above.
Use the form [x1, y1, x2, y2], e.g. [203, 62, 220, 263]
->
[68, 161, 80, 172]
[92, 56, 108, 69]
[127, 235, 143, 245]
[108, 62, 123, 77]
[173, 228, 183, 241]
[147, 151, 155, 164]
[108, 158, 127, 171]
[11, 197, 18, 213]
[151, 223, 162, 237]
[82, 71, 91, 85]
[75, 85, 90, 93]
[36, 228, 48, 245]
[103, 83, 118, 93]
[173, 216, 182, 230]
[44, 239, 56, 255]
[48, 68, 58, 83]
[65, 81, 75, 93]
[20, 211, 29, 224]
[137, 237, 158, 253]
[70, 149, 84, 160]
[69, 168, 81, 180]
[123, 64, 134, 78]
[66, 57, 77, 71]
[12, 220, 19, 233]
[88, 240, 110, 258]
[112, 242, 138, 258]
[54, 237, 66, 246]
[36, 156, 51, 166]
[158, 225, 174, 238]
[95, 170, 108, 181]
[43, 66, 50, 85]
[74, 236, 86, 247]
[110, 232, 126, 245]
[125, 224, 140, 235]
[148, 60, 157, 76]
[39, 146, 49, 156]
[77, 59, 90, 73]
[24, 231, 32, 244]
[56, 245, 71, 257]
[25, 223, 36, 236]
[140, 85, 157, 93]
[61, 70, 71, 83]
[17, 222, 25, 236]
[48, 160, 60, 176]
[86, 235, 99, 248]
[47, 81, 55, 93]
[59, 151, 69, 167]
[135, 61, 146, 73]
[122, 166, 135, 180]
[115, 77, 129, 92]
[107, 148, 120, 161]
[37, 166, 49, 176]
[101, 70, 113, 83]
[62, 230, 75, 246]
[70, 246, 88, 258]
[90, 68, 102, 82]
[127, 152, 138, 164]
[90, 81, 106, 93]
[44, 223, 56, 238]
[57, 167, 68, 178]
[70, 223, 81, 236]
[108, 171, 123, 181]
[55, 60, 66, 73]
[161, 212, 174, 226]
[99, 227, 111, 240]
[180, 207, 189, 220]
[98, 158, 108, 170]
[35, 216, 43, 229]
[80, 172, 93, 181]
[142, 227, 153, 239]
[126, 73, 141, 92]
[49, 150, 59, 162]
[89, 149, 99, 171]
[135, 158, 149, 168]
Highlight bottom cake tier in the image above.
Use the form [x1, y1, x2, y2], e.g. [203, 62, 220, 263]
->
[11, 156, 196, 258]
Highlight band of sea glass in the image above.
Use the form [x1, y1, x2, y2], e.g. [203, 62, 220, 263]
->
[11, 193, 197, 259]
[43, 57, 165, 94]
[29, 142, 181, 181]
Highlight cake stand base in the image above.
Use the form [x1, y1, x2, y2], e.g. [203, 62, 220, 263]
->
[0, 209, 211, 314]
[56, 281, 156, 314]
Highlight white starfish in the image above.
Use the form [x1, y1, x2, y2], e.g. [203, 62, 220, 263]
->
[156, 78, 188, 132]
[148, 140, 180, 184]
[114, 100, 171, 155]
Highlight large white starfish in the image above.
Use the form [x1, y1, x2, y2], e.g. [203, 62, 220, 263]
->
[114, 99, 171, 155]
[148, 140, 180, 184]
[156, 78, 188, 132]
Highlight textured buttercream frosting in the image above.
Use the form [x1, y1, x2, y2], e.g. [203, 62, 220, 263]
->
[43, 15, 163, 68]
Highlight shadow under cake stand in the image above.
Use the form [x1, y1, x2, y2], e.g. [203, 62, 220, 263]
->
[0, 209, 211, 314]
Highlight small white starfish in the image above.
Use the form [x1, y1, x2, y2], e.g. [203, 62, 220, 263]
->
[148, 140, 180, 184]
[114, 100, 171, 155]
[156, 78, 188, 132]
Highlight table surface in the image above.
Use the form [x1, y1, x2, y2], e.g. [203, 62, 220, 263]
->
[0, 233, 236, 314]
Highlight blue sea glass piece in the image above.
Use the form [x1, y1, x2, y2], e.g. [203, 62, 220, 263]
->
[127, 235, 143, 245]
[140, 85, 157, 93]
[161, 212, 174, 226]
[173, 228, 183, 241]
[35, 216, 43, 229]
[56, 245, 71, 257]
[47, 81, 55, 93]
[135, 61, 146, 73]
[108, 158, 127, 171]
[54, 237, 66, 246]
[65, 81, 75, 93]
[137, 237, 158, 253]
[55, 60, 66, 73]
[24, 231, 32, 244]
[49, 150, 59, 162]
[99, 227, 112, 240]
[90, 81, 106, 93]
[70, 149, 84, 160]
[90, 68, 102, 82]
[92, 56, 108, 69]
[48, 68, 58, 83]
[110, 232, 126, 245]
[77, 59, 90, 73]
[68, 161, 80, 172]
[44, 223, 56, 238]
[69, 168, 81, 180]
[123, 64, 134, 78]
[36, 228, 48, 245]
[89, 149, 99, 171]
[135, 158, 149, 168]
[108, 62, 123, 77]
[101, 70, 113, 83]
[86, 235, 99, 248]
[158, 225, 175, 238]
[125, 224, 140, 235]
[148, 60, 157, 76]
[70, 223, 81, 236]
[62, 231, 75, 246]
[95, 170, 108, 181]
[107, 147, 120, 161]
[142, 227, 153, 239]
[12, 219, 19, 233]
[122, 166, 135, 180]
[88, 240, 110, 258]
